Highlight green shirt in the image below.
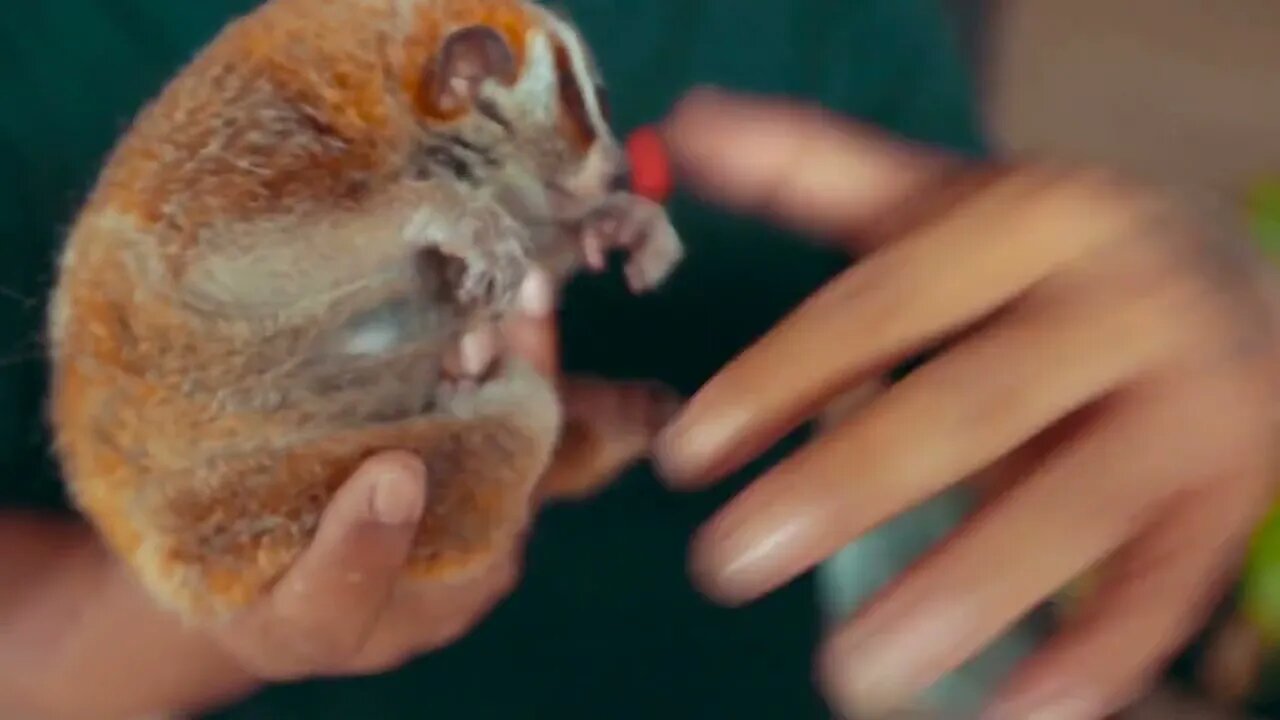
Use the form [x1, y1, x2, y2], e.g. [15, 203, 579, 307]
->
[0, 2, 984, 717]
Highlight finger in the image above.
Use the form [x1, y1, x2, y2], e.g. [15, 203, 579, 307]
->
[662, 87, 959, 247]
[815, 395, 1186, 718]
[231, 451, 426, 678]
[985, 481, 1263, 719]
[967, 407, 1094, 508]
[503, 267, 559, 381]
[813, 377, 888, 432]
[657, 170, 1155, 486]
[685, 293, 1170, 605]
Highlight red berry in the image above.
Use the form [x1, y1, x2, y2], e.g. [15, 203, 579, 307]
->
[625, 125, 673, 203]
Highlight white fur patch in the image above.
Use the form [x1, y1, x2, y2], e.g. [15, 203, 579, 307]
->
[538, 11, 610, 140]
[510, 30, 558, 125]
[403, 204, 454, 247]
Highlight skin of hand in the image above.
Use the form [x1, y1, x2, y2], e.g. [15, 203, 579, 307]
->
[652, 89, 1280, 719]
[0, 271, 560, 720]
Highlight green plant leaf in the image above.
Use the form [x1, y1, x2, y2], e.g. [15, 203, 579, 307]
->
[1248, 178, 1280, 260]
[1242, 499, 1280, 646]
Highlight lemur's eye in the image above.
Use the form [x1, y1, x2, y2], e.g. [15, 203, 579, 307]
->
[554, 41, 597, 149]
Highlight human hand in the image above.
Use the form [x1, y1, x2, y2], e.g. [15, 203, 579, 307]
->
[206, 450, 521, 680]
[211, 271, 560, 681]
[655, 89, 1280, 718]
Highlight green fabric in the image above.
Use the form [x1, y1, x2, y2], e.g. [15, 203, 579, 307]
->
[0, 1, 984, 717]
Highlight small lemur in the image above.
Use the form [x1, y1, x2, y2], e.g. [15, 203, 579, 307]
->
[46, 0, 684, 621]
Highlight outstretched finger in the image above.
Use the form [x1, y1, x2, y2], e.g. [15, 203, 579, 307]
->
[662, 87, 962, 250]
[681, 290, 1166, 603]
[814, 392, 1198, 717]
[656, 168, 1150, 487]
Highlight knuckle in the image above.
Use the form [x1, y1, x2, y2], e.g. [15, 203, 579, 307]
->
[1148, 287, 1227, 357]
[1076, 176, 1152, 221]
[1080, 255, 1207, 360]
[1054, 166, 1151, 209]
[1033, 167, 1168, 251]
[1110, 289, 1183, 351]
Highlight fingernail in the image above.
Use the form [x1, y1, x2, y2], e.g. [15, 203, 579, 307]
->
[687, 509, 800, 606]
[518, 268, 555, 317]
[370, 458, 426, 525]
[652, 400, 703, 482]
[652, 423, 698, 485]
[818, 643, 910, 718]
[652, 399, 744, 486]
[818, 605, 969, 719]
[460, 326, 497, 377]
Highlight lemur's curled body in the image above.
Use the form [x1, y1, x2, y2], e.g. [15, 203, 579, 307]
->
[47, 0, 684, 621]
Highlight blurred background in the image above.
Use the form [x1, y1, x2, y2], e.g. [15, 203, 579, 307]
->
[956, 0, 1280, 250]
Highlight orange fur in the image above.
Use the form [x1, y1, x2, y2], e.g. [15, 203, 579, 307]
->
[48, 0, 680, 622]
[402, 0, 535, 120]
[86, 0, 404, 243]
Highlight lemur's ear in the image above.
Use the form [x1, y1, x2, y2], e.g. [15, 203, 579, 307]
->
[427, 25, 517, 116]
